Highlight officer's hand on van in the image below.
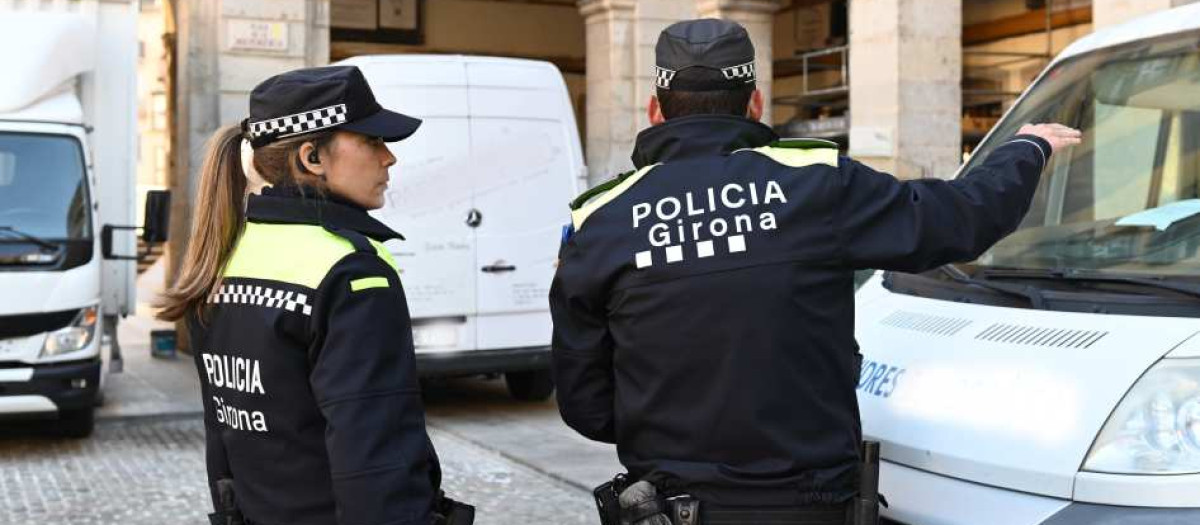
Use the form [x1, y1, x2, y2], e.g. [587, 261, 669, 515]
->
[1017, 123, 1082, 154]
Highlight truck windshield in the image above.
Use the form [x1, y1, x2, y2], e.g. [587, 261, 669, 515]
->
[0, 133, 90, 240]
[964, 31, 1200, 278]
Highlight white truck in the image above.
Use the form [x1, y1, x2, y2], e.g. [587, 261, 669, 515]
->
[338, 55, 586, 401]
[0, 4, 168, 437]
[856, 4, 1200, 523]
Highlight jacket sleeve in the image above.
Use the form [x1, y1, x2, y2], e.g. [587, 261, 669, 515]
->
[309, 253, 437, 525]
[549, 240, 617, 444]
[835, 135, 1052, 272]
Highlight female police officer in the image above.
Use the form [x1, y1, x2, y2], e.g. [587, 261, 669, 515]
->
[158, 66, 468, 525]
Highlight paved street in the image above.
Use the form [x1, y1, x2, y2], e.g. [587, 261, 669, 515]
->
[0, 381, 607, 525]
[0, 261, 618, 524]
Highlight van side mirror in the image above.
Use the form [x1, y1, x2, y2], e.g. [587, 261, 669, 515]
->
[142, 190, 171, 244]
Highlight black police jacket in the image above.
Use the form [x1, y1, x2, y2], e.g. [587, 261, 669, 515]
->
[550, 115, 1051, 506]
[188, 185, 439, 525]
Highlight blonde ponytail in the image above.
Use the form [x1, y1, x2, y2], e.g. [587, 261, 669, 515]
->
[156, 125, 248, 322]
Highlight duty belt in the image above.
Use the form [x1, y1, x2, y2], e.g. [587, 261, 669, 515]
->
[669, 498, 848, 525]
[594, 442, 883, 525]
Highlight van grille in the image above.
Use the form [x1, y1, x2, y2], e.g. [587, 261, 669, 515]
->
[975, 323, 1108, 348]
[880, 311, 973, 336]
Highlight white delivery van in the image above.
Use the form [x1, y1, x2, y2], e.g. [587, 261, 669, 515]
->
[336, 55, 586, 401]
[856, 4, 1200, 524]
[0, 4, 168, 437]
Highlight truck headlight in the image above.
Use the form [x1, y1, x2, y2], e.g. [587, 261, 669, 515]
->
[1083, 358, 1200, 474]
[40, 306, 98, 357]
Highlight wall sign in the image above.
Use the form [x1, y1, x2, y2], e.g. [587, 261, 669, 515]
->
[227, 20, 289, 52]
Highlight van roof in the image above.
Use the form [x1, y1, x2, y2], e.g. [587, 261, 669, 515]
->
[1058, 2, 1200, 63]
[338, 54, 565, 89]
[0, 13, 94, 114]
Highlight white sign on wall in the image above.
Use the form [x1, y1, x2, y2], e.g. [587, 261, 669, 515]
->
[227, 19, 289, 52]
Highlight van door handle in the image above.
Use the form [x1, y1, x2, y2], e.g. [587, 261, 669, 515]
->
[481, 264, 517, 273]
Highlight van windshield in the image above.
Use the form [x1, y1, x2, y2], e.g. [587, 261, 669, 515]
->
[965, 31, 1200, 278]
[0, 133, 91, 240]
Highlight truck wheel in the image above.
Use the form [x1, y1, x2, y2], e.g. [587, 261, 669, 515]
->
[58, 408, 95, 438]
[505, 370, 554, 401]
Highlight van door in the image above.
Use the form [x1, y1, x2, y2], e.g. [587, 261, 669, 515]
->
[357, 58, 478, 353]
[467, 59, 580, 350]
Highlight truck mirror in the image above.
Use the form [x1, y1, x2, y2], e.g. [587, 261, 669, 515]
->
[143, 190, 171, 244]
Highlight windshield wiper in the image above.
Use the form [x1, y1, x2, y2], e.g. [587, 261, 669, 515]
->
[0, 226, 58, 252]
[934, 264, 1049, 308]
[978, 267, 1200, 301]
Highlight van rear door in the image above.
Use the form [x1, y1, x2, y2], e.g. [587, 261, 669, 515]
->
[466, 59, 582, 350]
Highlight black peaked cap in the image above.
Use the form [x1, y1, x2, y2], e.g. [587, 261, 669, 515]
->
[655, 19, 756, 91]
[244, 65, 421, 148]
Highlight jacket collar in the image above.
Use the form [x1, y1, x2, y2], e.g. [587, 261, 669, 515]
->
[246, 184, 405, 242]
[631, 114, 779, 168]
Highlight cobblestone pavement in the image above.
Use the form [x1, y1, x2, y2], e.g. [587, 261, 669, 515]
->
[0, 415, 594, 525]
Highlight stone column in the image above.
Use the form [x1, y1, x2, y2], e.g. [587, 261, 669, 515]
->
[848, 0, 962, 180]
[695, 0, 781, 125]
[168, 0, 219, 289]
[1093, 0, 1199, 29]
[579, 0, 700, 183]
[170, 0, 331, 287]
[579, 0, 639, 184]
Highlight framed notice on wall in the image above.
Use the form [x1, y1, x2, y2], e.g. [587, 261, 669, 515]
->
[332, 0, 423, 45]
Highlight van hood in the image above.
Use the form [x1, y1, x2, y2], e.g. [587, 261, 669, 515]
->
[0, 262, 99, 316]
[854, 275, 1200, 499]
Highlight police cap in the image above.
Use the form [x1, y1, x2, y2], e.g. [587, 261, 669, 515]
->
[243, 65, 421, 148]
[654, 19, 756, 91]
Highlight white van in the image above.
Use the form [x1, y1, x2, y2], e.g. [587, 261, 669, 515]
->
[856, 5, 1200, 524]
[336, 55, 586, 401]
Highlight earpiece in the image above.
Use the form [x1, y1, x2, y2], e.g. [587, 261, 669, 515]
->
[308, 150, 320, 164]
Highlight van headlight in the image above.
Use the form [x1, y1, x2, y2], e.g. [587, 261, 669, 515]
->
[40, 306, 98, 357]
[1083, 358, 1200, 474]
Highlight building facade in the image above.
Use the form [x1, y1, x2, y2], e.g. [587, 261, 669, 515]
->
[156, 0, 1199, 279]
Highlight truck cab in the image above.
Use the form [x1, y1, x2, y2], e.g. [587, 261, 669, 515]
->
[856, 4, 1200, 523]
[0, 6, 159, 437]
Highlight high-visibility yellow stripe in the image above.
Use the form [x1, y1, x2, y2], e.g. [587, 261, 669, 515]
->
[223, 223, 358, 289]
[350, 277, 389, 291]
[223, 222, 402, 288]
[367, 238, 401, 274]
[571, 164, 659, 231]
[741, 146, 838, 168]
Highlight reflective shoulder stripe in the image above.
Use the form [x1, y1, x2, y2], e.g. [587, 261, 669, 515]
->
[223, 222, 357, 289]
[570, 164, 660, 231]
[736, 138, 839, 168]
[772, 137, 839, 149]
[368, 238, 401, 274]
[739, 146, 839, 168]
[350, 276, 390, 292]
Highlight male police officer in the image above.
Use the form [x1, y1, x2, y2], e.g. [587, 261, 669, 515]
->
[549, 18, 1081, 525]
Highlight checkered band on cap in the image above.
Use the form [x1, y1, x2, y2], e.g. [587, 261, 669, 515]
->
[247, 104, 348, 142]
[654, 66, 678, 89]
[721, 62, 755, 82]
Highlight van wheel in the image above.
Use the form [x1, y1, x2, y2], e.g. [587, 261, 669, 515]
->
[505, 370, 554, 401]
[59, 408, 95, 438]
